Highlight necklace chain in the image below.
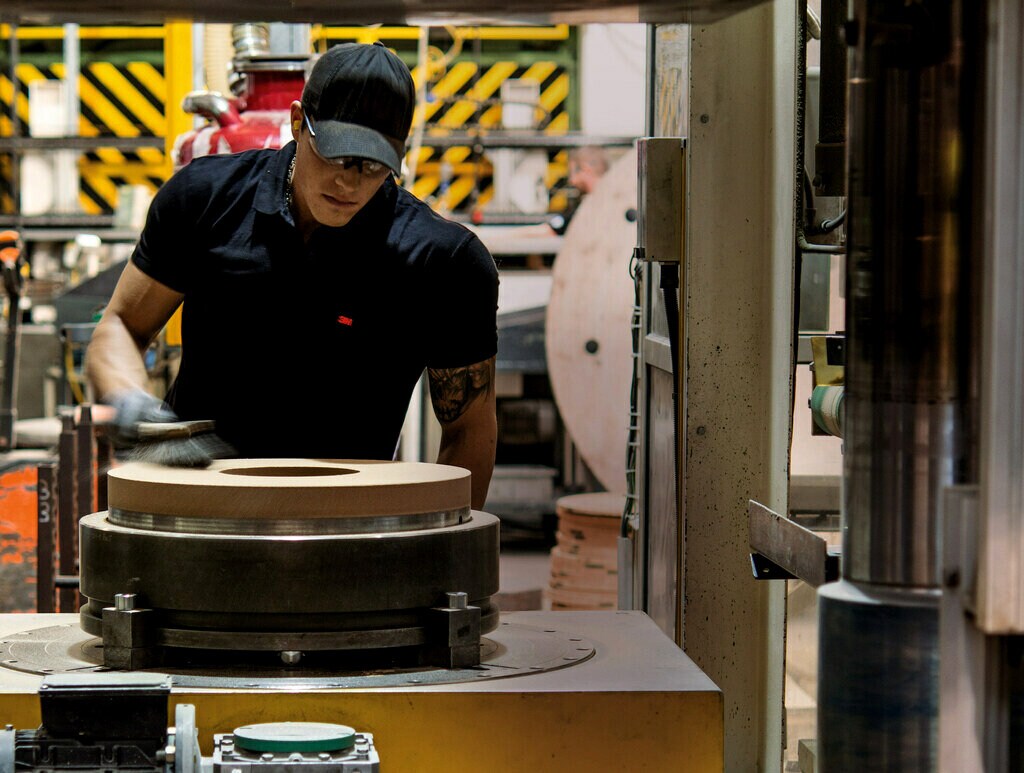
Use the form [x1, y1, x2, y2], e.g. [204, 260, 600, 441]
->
[285, 155, 296, 210]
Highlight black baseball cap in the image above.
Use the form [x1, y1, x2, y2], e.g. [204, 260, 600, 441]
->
[301, 42, 415, 174]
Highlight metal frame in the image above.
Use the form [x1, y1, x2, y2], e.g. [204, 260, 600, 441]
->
[978, 0, 1024, 635]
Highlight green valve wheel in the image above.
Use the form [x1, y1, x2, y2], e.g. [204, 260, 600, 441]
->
[232, 722, 356, 754]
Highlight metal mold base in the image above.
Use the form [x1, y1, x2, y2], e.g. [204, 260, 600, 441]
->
[79, 511, 500, 615]
[78, 599, 499, 649]
[0, 621, 596, 689]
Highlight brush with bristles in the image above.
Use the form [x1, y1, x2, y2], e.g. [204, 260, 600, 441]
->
[124, 419, 235, 468]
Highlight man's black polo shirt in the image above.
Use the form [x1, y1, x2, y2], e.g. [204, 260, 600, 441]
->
[131, 142, 498, 459]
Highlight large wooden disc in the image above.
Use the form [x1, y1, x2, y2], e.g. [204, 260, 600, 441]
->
[545, 148, 637, 494]
[107, 459, 470, 519]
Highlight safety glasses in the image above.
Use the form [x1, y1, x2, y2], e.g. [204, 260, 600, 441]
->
[303, 113, 390, 178]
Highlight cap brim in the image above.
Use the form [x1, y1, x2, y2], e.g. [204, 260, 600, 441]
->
[311, 120, 403, 174]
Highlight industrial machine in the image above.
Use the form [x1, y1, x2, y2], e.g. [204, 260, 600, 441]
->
[174, 25, 307, 168]
[78, 459, 498, 670]
[0, 674, 380, 773]
[0, 458, 723, 771]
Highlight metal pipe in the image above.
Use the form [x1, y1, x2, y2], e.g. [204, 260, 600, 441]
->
[9, 25, 21, 229]
[60, 24, 80, 214]
[819, 2, 983, 770]
[843, 0, 975, 589]
[57, 410, 77, 612]
[75, 404, 94, 521]
[35, 463, 56, 613]
[231, 23, 270, 59]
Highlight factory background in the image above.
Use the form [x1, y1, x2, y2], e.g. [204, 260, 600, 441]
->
[0, 1, 1019, 771]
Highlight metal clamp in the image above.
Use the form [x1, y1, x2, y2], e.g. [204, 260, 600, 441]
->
[426, 591, 481, 668]
[100, 593, 158, 670]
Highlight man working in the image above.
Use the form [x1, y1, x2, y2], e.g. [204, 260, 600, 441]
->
[86, 42, 499, 509]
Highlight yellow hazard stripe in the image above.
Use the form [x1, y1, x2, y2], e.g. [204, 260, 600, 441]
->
[52, 64, 164, 166]
[442, 175, 476, 210]
[407, 146, 434, 169]
[73, 115, 129, 191]
[470, 62, 519, 100]
[126, 62, 166, 104]
[81, 171, 119, 208]
[78, 194, 102, 215]
[540, 73, 570, 121]
[478, 104, 502, 127]
[0, 78, 30, 132]
[436, 61, 517, 129]
[442, 147, 472, 165]
[546, 150, 568, 187]
[520, 62, 557, 85]
[54, 62, 139, 134]
[79, 162, 164, 180]
[6, 64, 43, 124]
[89, 62, 165, 135]
[545, 111, 570, 134]
[436, 101, 475, 129]
[411, 175, 438, 200]
[416, 161, 489, 177]
[421, 61, 477, 123]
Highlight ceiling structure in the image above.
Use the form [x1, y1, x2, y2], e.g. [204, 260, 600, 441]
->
[0, 0, 770, 25]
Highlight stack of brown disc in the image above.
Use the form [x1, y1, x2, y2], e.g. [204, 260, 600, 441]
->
[546, 492, 624, 610]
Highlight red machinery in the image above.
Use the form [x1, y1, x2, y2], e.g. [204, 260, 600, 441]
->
[173, 54, 308, 167]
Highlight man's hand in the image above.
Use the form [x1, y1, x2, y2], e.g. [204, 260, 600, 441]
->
[104, 388, 178, 449]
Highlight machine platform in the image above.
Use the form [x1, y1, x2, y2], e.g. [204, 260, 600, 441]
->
[0, 610, 722, 772]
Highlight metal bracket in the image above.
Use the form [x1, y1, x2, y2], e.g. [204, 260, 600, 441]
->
[426, 592, 481, 668]
[750, 552, 798, 581]
[748, 500, 840, 586]
[101, 593, 158, 670]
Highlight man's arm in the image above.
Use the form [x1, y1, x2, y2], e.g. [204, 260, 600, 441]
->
[85, 261, 184, 401]
[428, 356, 497, 510]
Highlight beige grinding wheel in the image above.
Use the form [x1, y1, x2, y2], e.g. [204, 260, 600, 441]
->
[545, 148, 637, 495]
[106, 458, 471, 519]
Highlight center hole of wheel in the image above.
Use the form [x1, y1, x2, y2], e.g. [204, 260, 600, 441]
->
[219, 467, 357, 477]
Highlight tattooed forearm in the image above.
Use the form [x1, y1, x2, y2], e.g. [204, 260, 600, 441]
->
[428, 358, 494, 424]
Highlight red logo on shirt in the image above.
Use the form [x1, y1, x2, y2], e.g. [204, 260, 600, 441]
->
[337, 315, 353, 327]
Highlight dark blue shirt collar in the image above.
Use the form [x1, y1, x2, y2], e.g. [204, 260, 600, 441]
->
[253, 142, 296, 217]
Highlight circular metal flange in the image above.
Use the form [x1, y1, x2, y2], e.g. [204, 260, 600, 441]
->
[78, 599, 500, 651]
[0, 621, 597, 689]
[80, 511, 500, 618]
[107, 507, 469, 536]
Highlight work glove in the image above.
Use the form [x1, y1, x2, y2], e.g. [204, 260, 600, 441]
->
[104, 388, 178, 450]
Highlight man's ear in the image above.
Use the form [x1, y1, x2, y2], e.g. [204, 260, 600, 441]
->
[289, 101, 303, 140]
